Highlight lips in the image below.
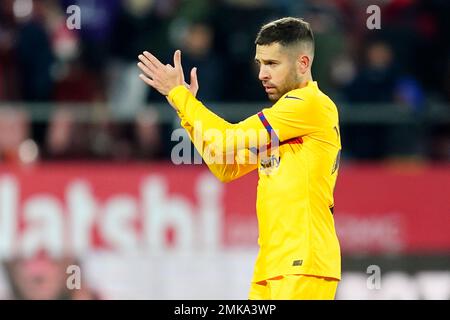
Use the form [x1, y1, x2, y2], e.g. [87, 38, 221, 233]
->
[263, 83, 276, 92]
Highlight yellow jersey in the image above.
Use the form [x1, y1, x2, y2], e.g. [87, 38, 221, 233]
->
[168, 80, 341, 282]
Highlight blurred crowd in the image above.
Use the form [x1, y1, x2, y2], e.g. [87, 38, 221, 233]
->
[0, 0, 449, 163]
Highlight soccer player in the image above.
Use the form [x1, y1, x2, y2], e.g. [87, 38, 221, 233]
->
[137, 17, 341, 300]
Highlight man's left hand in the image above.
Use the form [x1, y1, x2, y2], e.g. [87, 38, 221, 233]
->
[137, 50, 186, 96]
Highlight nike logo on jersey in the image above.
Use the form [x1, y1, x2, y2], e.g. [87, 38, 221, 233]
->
[284, 95, 304, 100]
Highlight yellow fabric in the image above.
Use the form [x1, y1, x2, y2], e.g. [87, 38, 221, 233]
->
[169, 80, 341, 283]
[248, 274, 338, 300]
[174, 109, 259, 182]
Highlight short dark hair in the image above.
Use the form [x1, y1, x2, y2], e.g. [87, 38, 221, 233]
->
[255, 17, 314, 52]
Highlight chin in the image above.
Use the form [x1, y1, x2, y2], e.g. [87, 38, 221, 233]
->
[268, 94, 280, 102]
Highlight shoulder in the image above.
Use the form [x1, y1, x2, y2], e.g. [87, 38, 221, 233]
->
[282, 88, 310, 101]
[280, 81, 320, 102]
[285, 83, 338, 110]
[272, 87, 314, 111]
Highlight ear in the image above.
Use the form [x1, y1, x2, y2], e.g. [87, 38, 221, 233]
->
[297, 54, 311, 74]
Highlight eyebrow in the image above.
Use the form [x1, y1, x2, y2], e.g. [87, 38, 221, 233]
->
[254, 58, 280, 64]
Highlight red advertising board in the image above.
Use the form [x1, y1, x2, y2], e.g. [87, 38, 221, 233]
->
[334, 163, 450, 253]
[0, 162, 449, 258]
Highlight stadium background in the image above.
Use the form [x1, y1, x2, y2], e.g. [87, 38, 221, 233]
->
[0, 0, 449, 299]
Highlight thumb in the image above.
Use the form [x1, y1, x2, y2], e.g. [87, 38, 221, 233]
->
[189, 67, 199, 97]
[173, 50, 182, 71]
[173, 50, 184, 82]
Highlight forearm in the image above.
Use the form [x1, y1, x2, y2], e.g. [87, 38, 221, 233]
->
[176, 112, 257, 182]
[168, 85, 234, 133]
[168, 85, 267, 156]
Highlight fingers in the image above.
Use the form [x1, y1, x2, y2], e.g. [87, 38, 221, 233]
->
[173, 50, 182, 70]
[137, 61, 154, 79]
[143, 51, 165, 69]
[138, 54, 158, 76]
[173, 50, 185, 82]
[137, 50, 184, 96]
[189, 67, 199, 96]
[190, 67, 198, 85]
[139, 74, 156, 88]
[138, 52, 169, 86]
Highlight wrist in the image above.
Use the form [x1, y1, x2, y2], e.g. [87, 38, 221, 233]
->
[167, 85, 189, 111]
[167, 85, 186, 99]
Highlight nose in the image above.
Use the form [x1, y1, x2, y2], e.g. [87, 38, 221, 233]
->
[258, 65, 270, 81]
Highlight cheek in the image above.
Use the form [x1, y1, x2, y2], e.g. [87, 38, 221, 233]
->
[272, 68, 289, 85]
[278, 70, 293, 87]
[286, 64, 296, 76]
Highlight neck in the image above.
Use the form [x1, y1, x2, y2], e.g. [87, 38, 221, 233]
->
[298, 71, 313, 89]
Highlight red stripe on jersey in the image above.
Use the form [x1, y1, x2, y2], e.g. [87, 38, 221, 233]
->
[280, 137, 303, 145]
